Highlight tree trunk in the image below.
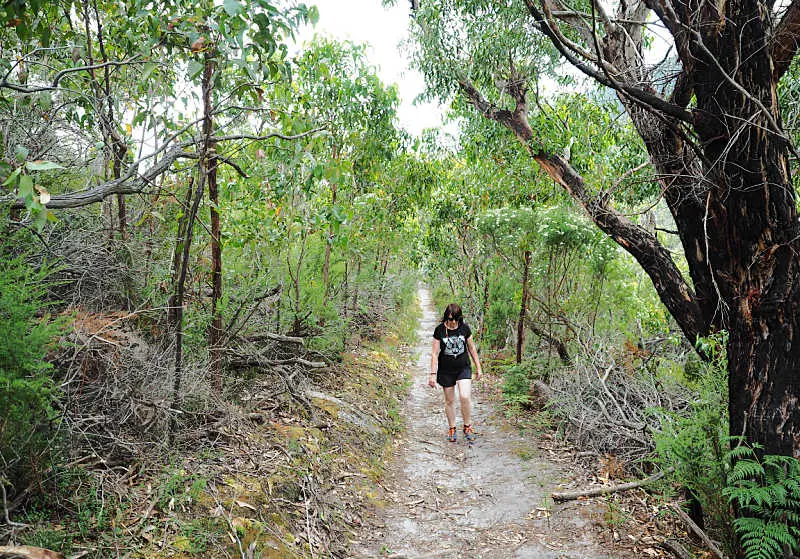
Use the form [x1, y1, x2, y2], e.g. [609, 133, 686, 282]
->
[481, 275, 490, 339]
[86, 0, 129, 241]
[202, 53, 223, 393]
[516, 249, 531, 364]
[169, 173, 205, 437]
[352, 258, 361, 316]
[685, 0, 800, 456]
[322, 182, 336, 304]
[342, 260, 349, 319]
[528, 322, 571, 366]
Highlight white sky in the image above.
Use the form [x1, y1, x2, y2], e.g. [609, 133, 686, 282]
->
[293, 0, 447, 137]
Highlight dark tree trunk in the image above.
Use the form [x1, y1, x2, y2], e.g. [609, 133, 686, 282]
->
[352, 258, 361, 316]
[685, 0, 800, 456]
[528, 321, 571, 366]
[481, 275, 490, 339]
[169, 174, 205, 437]
[202, 54, 223, 393]
[516, 249, 531, 364]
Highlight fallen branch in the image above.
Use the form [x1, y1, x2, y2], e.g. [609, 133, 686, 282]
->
[669, 503, 726, 559]
[271, 357, 325, 368]
[228, 356, 325, 369]
[263, 332, 305, 345]
[659, 539, 691, 559]
[551, 467, 673, 502]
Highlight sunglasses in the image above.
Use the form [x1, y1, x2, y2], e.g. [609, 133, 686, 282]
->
[445, 316, 459, 322]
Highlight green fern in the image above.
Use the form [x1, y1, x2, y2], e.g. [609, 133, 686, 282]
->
[725, 446, 800, 559]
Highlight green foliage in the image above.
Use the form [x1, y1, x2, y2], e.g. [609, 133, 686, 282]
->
[179, 518, 220, 553]
[408, 0, 559, 103]
[20, 527, 74, 554]
[500, 361, 537, 413]
[725, 447, 800, 559]
[0, 239, 68, 499]
[156, 466, 209, 511]
[653, 332, 735, 551]
[500, 358, 555, 415]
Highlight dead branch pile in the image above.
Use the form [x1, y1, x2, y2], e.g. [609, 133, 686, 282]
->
[37, 219, 137, 310]
[55, 307, 332, 467]
[548, 352, 693, 468]
[57, 314, 214, 465]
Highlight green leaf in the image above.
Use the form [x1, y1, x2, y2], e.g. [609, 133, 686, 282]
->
[18, 175, 33, 198]
[223, 0, 244, 16]
[188, 60, 204, 80]
[26, 160, 63, 171]
[2, 167, 21, 187]
[14, 145, 28, 163]
[307, 5, 319, 25]
[141, 62, 158, 82]
[34, 207, 48, 231]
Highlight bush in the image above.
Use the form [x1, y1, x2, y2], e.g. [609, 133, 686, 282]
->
[652, 332, 736, 551]
[500, 359, 550, 414]
[0, 247, 68, 501]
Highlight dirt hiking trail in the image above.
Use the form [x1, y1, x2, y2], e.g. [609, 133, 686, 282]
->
[350, 287, 612, 558]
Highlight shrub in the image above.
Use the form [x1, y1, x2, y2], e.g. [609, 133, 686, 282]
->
[0, 247, 68, 501]
[652, 332, 736, 551]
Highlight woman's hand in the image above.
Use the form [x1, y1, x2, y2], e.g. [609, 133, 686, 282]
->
[428, 373, 437, 388]
[474, 368, 482, 381]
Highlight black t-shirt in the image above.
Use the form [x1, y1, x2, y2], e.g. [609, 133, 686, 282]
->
[433, 322, 472, 373]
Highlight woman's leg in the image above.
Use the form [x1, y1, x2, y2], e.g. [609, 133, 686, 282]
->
[443, 386, 457, 427]
[456, 378, 472, 425]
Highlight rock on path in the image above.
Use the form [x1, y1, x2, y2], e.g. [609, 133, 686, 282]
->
[350, 287, 612, 558]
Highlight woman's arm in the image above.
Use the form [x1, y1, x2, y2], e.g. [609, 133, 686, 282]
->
[429, 339, 440, 388]
[467, 337, 482, 380]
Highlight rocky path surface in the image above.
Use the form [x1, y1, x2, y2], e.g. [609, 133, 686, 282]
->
[350, 287, 613, 558]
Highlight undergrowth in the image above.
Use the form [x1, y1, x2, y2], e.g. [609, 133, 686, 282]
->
[6, 279, 419, 558]
[725, 446, 800, 559]
[0, 233, 70, 509]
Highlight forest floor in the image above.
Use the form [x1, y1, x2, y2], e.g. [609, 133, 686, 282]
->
[349, 288, 682, 559]
[6, 287, 694, 559]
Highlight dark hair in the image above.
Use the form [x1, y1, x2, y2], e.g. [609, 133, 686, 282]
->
[441, 303, 463, 324]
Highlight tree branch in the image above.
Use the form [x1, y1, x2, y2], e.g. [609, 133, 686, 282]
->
[458, 76, 707, 346]
[552, 467, 673, 501]
[771, 0, 800, 81]
[669, 503, 727, 559]
[3, 127, 325, 210]
[523, 0, 693, 123]
[0, 59, 140, 94]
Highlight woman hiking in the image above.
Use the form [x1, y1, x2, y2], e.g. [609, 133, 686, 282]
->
[428, 303, 483, 442]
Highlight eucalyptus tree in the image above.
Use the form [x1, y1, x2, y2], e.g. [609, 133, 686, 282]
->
[0, 0, 318, 410]
[224, 37, 414, 341]
[406, 0, 800, 459]
[287, 38, 403, 303]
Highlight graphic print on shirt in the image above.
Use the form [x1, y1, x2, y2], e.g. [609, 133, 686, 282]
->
[442, 334, 466, 358]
